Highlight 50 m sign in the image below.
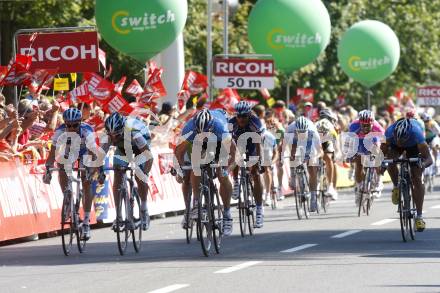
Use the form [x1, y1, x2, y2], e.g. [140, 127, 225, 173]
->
[213, 57, 274, 90]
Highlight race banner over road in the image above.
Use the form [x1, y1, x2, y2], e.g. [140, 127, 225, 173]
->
[17, 31, 100, 73]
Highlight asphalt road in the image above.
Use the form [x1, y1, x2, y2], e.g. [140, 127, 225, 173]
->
[1, 185, 440, 293]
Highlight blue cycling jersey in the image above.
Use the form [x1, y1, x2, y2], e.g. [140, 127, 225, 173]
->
[385, 119, 425, 148]
[52, 123, 95, 156]
[181, 109, 230, 143]
[228, 114, 264, 141]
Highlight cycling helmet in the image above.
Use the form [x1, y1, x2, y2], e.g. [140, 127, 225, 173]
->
[63, 108, 82, 123]
[195, 109, 213, 133]
[295, 116, 308, 132]
[105, 112, 126, 135]
[394, 118, 412, 140]
[319, 108, 333, 121]
[358, 110, 374, 124]
[234, 101, 252, 115]
[420, 112, 431, 122]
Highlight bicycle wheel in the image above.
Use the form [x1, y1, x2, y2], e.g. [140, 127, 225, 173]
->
[301, 174, 309, 219]
[197, 178, 212, 256]
[61, 191, 74, 256]
[116, 191, 129, 255]
[238, 177, 248, 237]
[409, 192, 416, 240]
[247, 178, 255, 235]
[185, 192, 194, 244]
[321, 173, 328, 214]
[399, 182, 410, 242]
[131, 187, 142, 253]
[294, 174, 303, 220]
[75, 191, 86, 253]
[212, 184, 223, 254]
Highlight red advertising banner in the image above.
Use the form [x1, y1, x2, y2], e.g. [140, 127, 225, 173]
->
[16, 31, 100, 73]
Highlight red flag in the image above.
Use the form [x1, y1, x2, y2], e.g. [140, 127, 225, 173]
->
[146, 60, 158, 76]
[181, 71, 208, 95]
[144, 68, 167, 96]
[125, 79, 144, 97]
[210, 88, 240, 112]
[297, 88, 314, 103]
[67, 81, 91, 103]
[86, 115, 105, 130]
[98, 48, 106, 69]
[83, 72, 114, 105]
[102, 93, 134, 116]
[26, 68, 57, 94]
[0, 54, 32, 86]
[114, 76, 126, 94]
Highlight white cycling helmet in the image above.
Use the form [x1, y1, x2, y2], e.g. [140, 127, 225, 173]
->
[394, 118, 412, 140]
[195, 109, 213, 133]
[358, 110, 374, 124]
[295, 116, 308, 132]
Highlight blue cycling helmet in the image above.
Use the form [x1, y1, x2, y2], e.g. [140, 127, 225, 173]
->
[234, 101, 252, 115]
[195, 109, 213, 133]
[63, 108, 82, 123]
[105, 112, 126, 135]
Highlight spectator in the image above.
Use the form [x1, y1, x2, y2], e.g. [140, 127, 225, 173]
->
[273, 100, 295, 126]
[253, 105, 266, 128]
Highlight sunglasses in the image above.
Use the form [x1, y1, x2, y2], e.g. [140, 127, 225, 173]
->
[237, 114, 249, 119]
[66, 122, 80, 128]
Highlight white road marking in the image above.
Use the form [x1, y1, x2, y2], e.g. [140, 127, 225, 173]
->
[280, 243, 318, 253]
[331, 229, 362, 239]
[214, 261, 262, 274]
[371, 219, 397, 226]
[430, 205, 440, 209]
[147, 284, 190, 293]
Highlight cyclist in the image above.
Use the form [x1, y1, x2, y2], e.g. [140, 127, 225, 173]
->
[315, 108, 338, 200]
[174, 109, 236, 236]
[261, 127, 279, 208]
[420, 113, 440, 174]
[347, 110, 385, 204]
[381, 118, 433, 231]
[44, 108, 96, 240]
[286, 116, 322, 212]
[230, 101, 265, 228]
[265, 109, 286, 201]
[103, 112, 153, 231]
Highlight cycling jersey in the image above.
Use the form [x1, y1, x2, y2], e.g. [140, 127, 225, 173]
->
[286, 118, 321, 159]
[385, 118, 425, 148]
[52, 122, 95, 157]
[424, 120, 440, 141]
[181, 109, 230, 143]
[348, 120, 384, 139]
[261, 131, 276, 165]
[113, 117, 151, 155]
[229, 114, 264, 156]
[316, 118, 338, 141]
[229, 114, 264, 140]
[348, 119, 385, 155]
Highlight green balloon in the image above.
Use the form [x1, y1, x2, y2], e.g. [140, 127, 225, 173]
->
[95, 0, 187, 63]
[337, 20, 400, 88]
[248, 0, 331, 73]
